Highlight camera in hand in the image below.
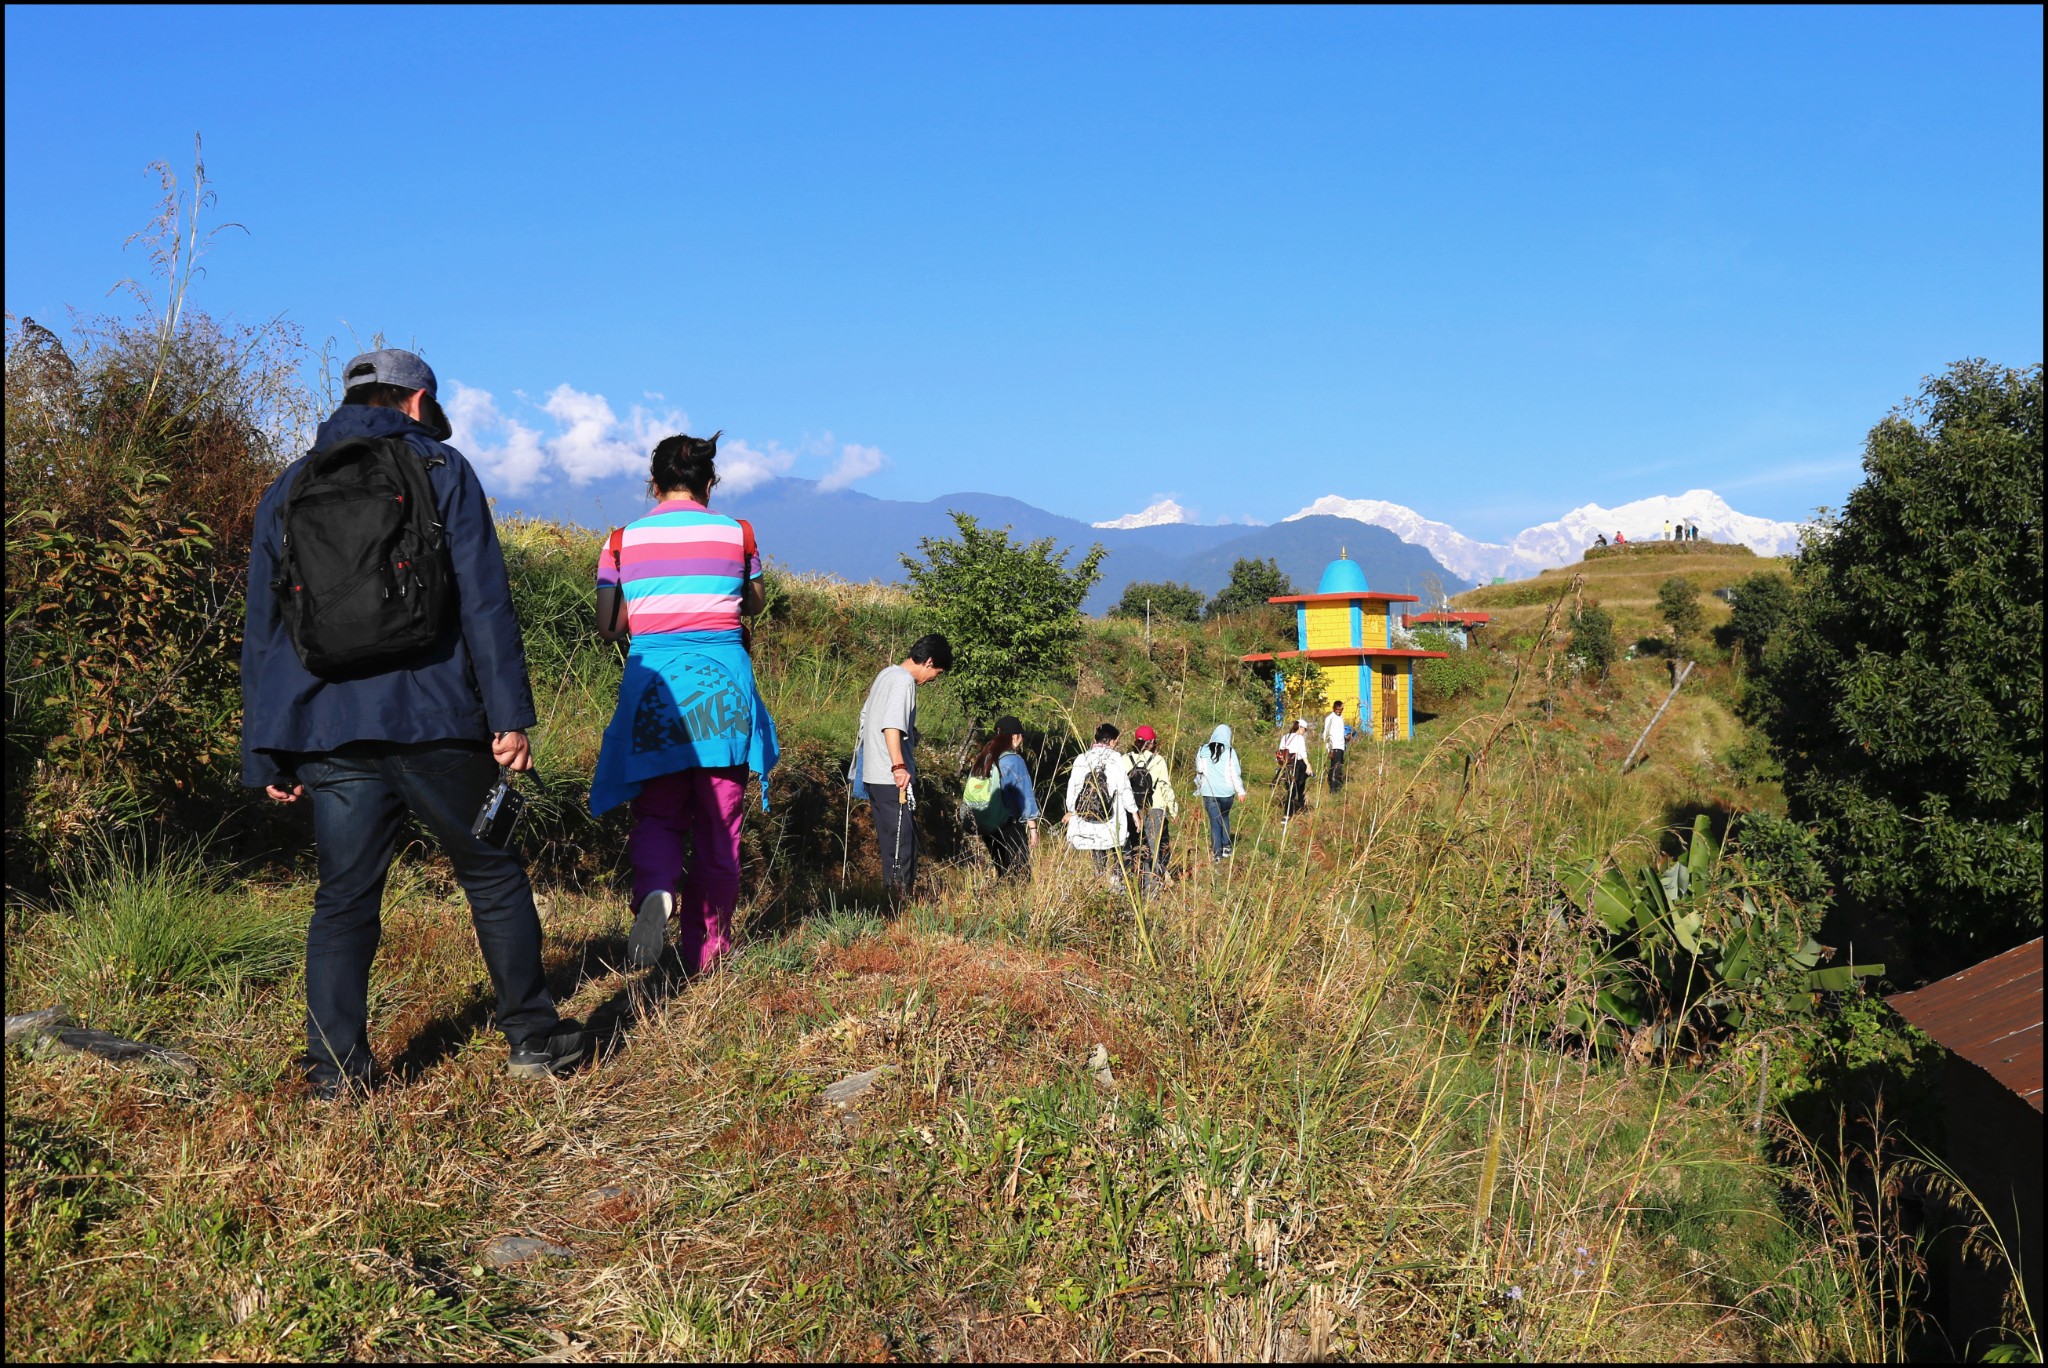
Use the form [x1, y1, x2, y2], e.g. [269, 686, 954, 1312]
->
[471, 766, 529, 848]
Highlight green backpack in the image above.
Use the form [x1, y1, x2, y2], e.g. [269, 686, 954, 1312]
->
[962, 769, 1011, 829]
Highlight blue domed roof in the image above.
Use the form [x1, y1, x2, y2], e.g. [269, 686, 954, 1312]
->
[1317, 555, 1369, 595]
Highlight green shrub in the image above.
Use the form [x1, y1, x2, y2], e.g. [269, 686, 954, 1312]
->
[1411, 628, 1488, 703]
[1108, 580, 1204, 623]
[1567, 604, 1618, 679]
[1719, 570, 1796, 668]
[4, 158, 311, 882]
[1656, 575, 1704, 653]
[901, 511, 1105, 727]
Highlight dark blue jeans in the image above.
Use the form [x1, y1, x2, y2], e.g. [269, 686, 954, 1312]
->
[869, 782, 918, 897]
[1202, 796, 1235, 858]
[294, 740, 561, 1084]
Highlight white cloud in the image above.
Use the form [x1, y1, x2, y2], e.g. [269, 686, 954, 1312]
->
[448, 379, 886, 499]
[819, 441, 887, 492]
[446, 381, 548, 493]
[445, 379, 686, 492]
[717, 438, 797, 497]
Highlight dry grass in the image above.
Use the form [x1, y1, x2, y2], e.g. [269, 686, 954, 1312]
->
[6, 562, 1888, 1363]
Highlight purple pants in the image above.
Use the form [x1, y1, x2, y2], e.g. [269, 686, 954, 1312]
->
[626, 766, 746, 973]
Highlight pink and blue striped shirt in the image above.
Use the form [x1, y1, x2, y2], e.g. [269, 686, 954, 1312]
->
[596, 499, 761, 637]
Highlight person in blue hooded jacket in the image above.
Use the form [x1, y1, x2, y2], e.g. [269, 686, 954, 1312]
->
[1192, 724, 1248, 861]
[240, 349, 582, 1100]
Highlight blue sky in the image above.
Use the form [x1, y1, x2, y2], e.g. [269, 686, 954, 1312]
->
[6, 6, 2041, 539]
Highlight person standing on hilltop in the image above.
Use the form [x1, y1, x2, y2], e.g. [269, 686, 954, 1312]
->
[1193, 724, 1248, 861]
[241, 348, 584, 1100]
[851, 634, 952, 907]
[589, 432, 780, 975]
[1663, 519, 1672, 541]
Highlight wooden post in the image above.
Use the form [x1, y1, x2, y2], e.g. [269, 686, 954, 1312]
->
[1622, 659, 1693, 772]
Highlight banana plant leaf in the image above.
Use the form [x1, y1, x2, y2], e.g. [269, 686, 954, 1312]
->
[1684, 812, 1719, 882]
[1806, 963, 1885, 991]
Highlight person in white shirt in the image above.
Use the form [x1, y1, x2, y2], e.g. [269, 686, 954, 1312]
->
[1064, 722, 1138, 888]
[1321, 700, 1353, 792]
[1278, 718, 1311, 824]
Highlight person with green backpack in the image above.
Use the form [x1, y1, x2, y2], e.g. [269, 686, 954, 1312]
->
[962, 715, 1039, 879]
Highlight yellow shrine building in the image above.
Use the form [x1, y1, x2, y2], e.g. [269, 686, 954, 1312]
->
[1240, 554, 1449, 741]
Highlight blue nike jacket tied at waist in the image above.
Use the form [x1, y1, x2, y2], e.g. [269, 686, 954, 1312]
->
[239, 405, 538, 788]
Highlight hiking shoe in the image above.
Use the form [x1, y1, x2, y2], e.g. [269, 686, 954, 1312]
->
[306, 1071, 374, 1104]
[508, 1020, 587, 1079]
[627, 890, 673, 970]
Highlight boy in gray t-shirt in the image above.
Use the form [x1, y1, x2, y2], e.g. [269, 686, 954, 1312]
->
[852, 634, 951, 901]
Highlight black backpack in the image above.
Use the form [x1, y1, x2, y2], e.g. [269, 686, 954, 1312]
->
[1074, 758, 1115, 822]
[273, 436, 453, 677]
[1127, 757, 1155, 812]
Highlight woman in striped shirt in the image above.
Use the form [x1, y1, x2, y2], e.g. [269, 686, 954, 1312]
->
[589, 432, 779, 974]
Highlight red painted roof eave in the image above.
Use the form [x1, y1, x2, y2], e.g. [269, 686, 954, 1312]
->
[1241, 649, 1452, 662]
[1267, 592, 1422, 605]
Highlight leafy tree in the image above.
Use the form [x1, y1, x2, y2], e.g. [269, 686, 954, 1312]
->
[1568, 603, 1618, 679]
[1748, 359, 2043, 969]
[1656, 575, 1704, 653]
[1110, 580, 1204, 623]
[900, 511, 1105, 727]
[1206, 557, 1295, 619]
[1721, 571, 1796, 669]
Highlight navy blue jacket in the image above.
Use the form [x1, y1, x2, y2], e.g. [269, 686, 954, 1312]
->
[239, 406, 538, 787]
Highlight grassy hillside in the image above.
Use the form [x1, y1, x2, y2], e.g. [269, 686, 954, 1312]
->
[2, 522, 1923, 1362]
[1456, 542, 1781, 648]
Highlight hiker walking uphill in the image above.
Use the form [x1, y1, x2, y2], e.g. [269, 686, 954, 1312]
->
[963, 715, 1039, 880]
[1065, 723, 1138, 888]
[589, 432, 780, 975]
[1193, 724, 1247, 861]
[1126, 725, 1178, 893]
[241, 348, 583, 1100]
[1322, 700, 1354, 792]
[1278, 718, 1312, 824]
[851, 635, 953, 905]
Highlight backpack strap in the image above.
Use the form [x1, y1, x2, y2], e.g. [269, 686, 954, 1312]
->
[737, 517, 759, 574]
[605, 526, 626, 634]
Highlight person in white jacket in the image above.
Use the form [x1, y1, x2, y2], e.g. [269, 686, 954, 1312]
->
[1064, 722, 1137, 888]
[1193, 723, 1247, 861]
[1278, 718, 1311, 824]
[1321, 700, 1354, 792]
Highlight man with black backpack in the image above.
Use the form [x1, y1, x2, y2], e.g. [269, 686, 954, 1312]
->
[241, 348, 584, 1101]
[1063, 722, 1137, 888]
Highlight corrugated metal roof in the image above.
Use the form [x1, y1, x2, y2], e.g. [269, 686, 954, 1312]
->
[1888, 938, 2043, 1113]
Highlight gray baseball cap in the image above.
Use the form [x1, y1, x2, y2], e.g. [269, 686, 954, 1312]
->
[341, 348, 437, 398]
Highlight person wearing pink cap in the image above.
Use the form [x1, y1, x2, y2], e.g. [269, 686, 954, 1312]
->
[1126, 725, 1178, 893]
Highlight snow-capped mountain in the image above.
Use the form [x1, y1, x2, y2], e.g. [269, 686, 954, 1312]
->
[1285, 496, 1518, 583]
[1093, 499, 1190, 529]
[1285, 488, 1809, 579]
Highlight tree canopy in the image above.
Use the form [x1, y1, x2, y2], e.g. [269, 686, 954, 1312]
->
[1656, 576, 1703, 654]
[1109, 580, 1205, 624]
[900, 511, 1105, 728]
[1206, 557, 1295, 619]
[1721, 570, 1797, 669]
[1747, 359, 2043, 971]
